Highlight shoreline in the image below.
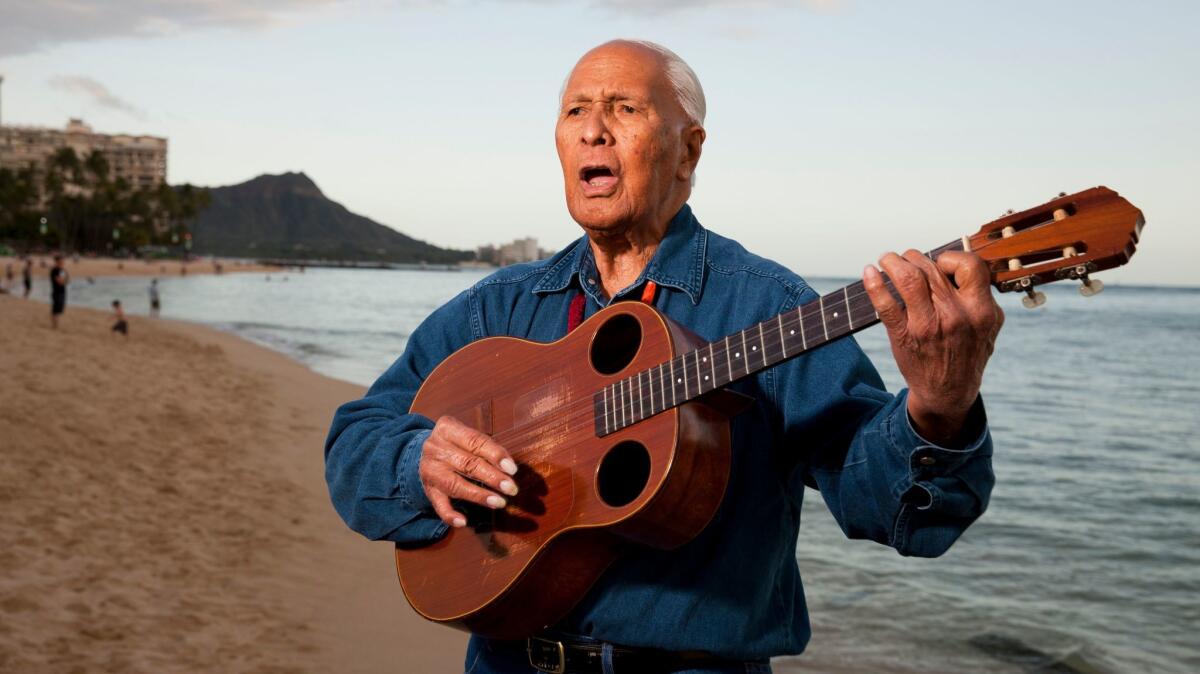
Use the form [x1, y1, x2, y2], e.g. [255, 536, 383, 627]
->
[0, 293, 859, 673]
[0, 295, 465, 671]
[0, 254, 286, 280]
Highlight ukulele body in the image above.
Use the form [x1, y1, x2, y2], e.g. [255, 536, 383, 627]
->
[395, 300, 735, 638]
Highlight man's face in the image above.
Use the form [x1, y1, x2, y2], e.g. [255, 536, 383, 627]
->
[555, 44, 698, 237]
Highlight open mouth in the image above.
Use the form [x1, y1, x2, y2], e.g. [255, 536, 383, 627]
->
[579, 164, 618, 193]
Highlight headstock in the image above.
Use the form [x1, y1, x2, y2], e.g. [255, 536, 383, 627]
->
[966, 187, 1145, 308]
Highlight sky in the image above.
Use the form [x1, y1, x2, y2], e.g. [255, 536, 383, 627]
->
[1, 0, 1196, 286]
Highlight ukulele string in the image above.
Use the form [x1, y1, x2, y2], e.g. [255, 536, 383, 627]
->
[485, 239, 975, 451]
[485, 285, 886, 451]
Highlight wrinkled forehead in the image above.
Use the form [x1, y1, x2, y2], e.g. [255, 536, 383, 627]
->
[561, 43, 672, 104]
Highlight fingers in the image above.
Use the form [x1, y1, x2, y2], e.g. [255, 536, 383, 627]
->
[420, 416, 520, 528]
[936, 251, 1004, 332]
[862, 265, 905, 335]
[878, 251, 935, 320]
[427, 487, 466, 529]
[437, 416, 518, 476]
[936, 251, 993, 303]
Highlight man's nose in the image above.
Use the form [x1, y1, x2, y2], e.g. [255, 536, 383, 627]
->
[581, 110, 613, 146]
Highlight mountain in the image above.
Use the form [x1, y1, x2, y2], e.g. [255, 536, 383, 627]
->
[191, 172, 470, 263]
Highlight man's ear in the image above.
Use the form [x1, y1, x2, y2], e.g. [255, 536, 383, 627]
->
[677, 125, 706, 182]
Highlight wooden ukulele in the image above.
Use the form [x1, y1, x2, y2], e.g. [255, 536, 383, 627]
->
[396, 187, 1144, 638]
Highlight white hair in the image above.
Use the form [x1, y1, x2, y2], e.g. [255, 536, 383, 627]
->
[560, 39, 707, 186]
[625, 40, 706, 126]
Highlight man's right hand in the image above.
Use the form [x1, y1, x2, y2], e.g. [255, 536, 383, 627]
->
[419, 415, 519, 528]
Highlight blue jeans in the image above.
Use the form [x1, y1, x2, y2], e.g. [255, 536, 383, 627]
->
[464, 634, 773, 674]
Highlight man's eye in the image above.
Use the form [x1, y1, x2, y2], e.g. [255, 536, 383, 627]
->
[620, 105, 636, 114]
[567, 107, 584, 116]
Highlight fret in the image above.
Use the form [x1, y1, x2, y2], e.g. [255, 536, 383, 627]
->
[628, 378, 638, 424]
[643, 369, 652, 417]
[680, 354, 689, 400]
[844, 286, 854, 330]
[740, 329, 749, 377]
[708, 343, 717, 389]
[694, 349, 704, 393]
[724, 335, 734, 382]
[669, 357, 677, 407]
[628, 376, 635, 425]
[848, 281, 876, 329]
[819, 295, 829, 342]
[662, 362, 672, 410]
[609, 384, 615, 432]
[757, 322, 767, 368]
[630, 374, 638, 423]
[797, 307, 807, 350]
[638, 366, 648, 419]
[603, 385, 609, 434]
[625, 378, 632, 427]
[619, 378, 628, 424]
[648, 366, 655, 415]
[826, 291, 851, 336]
[777, 314, 787, 359]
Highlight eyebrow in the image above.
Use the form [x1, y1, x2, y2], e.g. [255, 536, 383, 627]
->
[562, 91, 650, 106]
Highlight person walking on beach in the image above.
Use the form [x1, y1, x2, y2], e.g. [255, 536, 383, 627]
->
[49, 255, 69, 329]
[111, 300, 129, 337]
[3, 262, 13, 292]
[22, 258, 33, 299]
[149, 279, 161, 317]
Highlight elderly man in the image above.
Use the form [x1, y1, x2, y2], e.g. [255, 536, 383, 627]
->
[326, 40, 1002, 673]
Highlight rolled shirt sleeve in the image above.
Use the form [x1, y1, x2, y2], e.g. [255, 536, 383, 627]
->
[777, 293, 994, 559]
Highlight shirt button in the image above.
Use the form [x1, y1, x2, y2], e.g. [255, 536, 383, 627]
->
[918, 455, 936, 466]
[587, 278, 596, 285]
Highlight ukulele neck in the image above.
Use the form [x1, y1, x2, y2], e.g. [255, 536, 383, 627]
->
[594, 238, 966, 437]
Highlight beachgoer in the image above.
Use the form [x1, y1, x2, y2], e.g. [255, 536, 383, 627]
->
[4, 262, 13, 291]
[149, 279, 161, 317]
[49, 255, 69, 329]
[111, 300, 128, 337]
[325, 40, 1003, 673]
[22, 258, 32, 298]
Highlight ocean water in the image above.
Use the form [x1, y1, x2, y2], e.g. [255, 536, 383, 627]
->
[28, 268, 1200, 673]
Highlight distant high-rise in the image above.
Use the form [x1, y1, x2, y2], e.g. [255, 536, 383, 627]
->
[478, 237, 543, 266]
[0, 117, 167, 189]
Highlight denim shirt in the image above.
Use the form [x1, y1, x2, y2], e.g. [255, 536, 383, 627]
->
[324, 204, 994, 660]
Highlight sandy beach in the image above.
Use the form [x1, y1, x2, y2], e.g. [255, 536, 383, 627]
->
[0, 255, 284, 281]
[0, 295, 464, 672]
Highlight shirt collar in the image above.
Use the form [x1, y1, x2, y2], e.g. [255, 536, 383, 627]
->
[532, 204, 706, 305]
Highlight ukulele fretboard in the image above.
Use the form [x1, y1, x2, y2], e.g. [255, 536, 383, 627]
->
[594, 239, 966, 436]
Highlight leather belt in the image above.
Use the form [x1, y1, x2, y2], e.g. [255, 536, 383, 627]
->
[525, 635, 739, 674]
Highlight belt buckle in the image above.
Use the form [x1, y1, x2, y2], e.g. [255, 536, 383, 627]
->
[527, 636, 567, 674]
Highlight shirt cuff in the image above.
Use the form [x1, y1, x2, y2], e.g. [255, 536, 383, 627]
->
[889, 391, 990, 474]
[399, 429, 436, 514]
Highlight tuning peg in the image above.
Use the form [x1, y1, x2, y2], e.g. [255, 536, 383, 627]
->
[1022, 289, 1047, 309]
[1079, 277, 1104, 297]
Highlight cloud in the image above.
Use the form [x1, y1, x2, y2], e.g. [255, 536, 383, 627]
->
[0, 0, 843, 57]
[574, 0, 846, 16]
[0, 0, 341, 57]
[49, 76, 146, 119]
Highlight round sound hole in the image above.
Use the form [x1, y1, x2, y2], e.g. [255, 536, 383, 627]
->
[596, 441, 651, 508]
[589, 312, 642, 375]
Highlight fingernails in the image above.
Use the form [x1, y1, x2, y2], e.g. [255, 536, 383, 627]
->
[500, 479, 518, 496]
[452, 517, 467, 528]
[500, 458, 518, 475]
[486, 495, 506, 509]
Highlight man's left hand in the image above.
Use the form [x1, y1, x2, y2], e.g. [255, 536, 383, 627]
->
[863, 250, 1005, 446]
